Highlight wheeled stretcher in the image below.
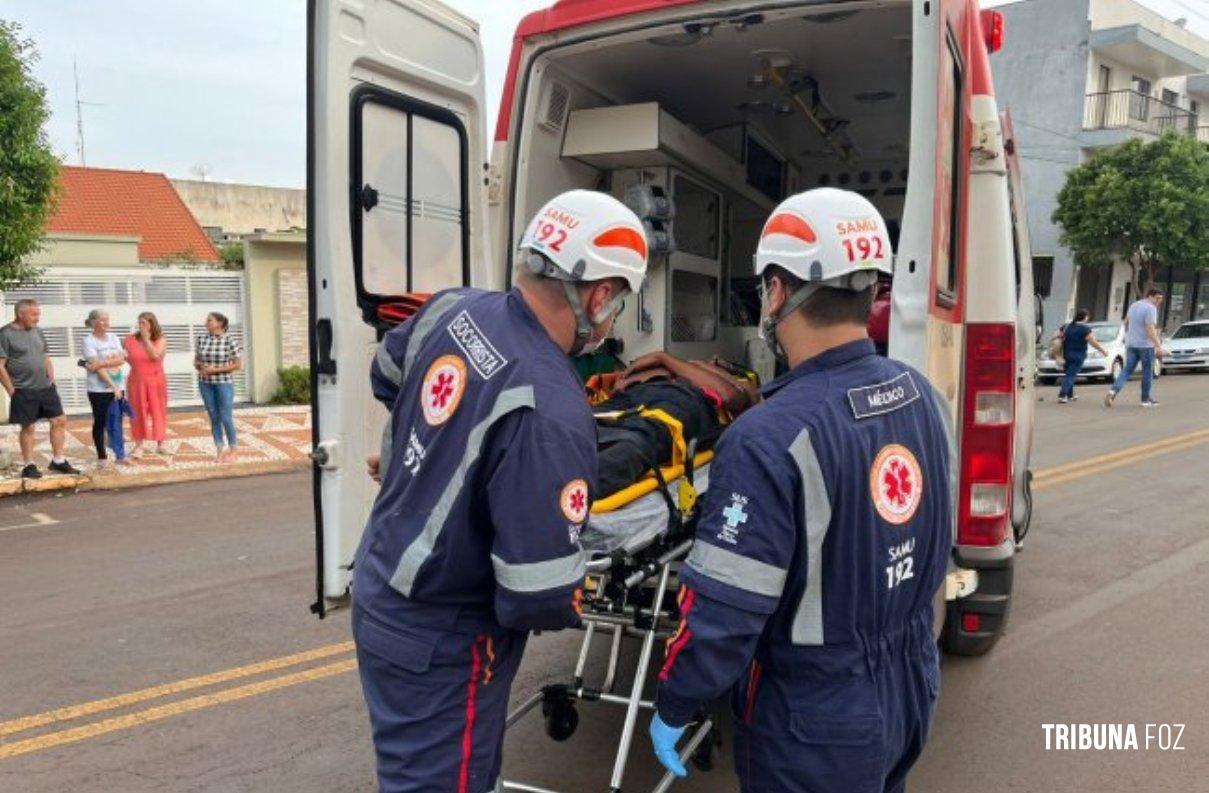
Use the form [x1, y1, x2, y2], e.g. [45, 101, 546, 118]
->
[500, 452, 719, 793]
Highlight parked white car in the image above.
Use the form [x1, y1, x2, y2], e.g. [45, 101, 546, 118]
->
[1037, 321, 1163, 384]
[1162, 320, 1209, 373]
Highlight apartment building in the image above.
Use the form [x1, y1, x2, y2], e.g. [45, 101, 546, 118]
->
[993, 0, 1209, 333]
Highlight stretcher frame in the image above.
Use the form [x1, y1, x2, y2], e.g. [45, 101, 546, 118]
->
[500, 464, 716, 793]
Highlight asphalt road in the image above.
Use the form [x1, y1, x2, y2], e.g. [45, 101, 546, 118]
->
[1, 373, 1207, 792]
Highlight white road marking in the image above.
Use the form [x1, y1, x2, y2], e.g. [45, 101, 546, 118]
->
[0, 512, 62, 533]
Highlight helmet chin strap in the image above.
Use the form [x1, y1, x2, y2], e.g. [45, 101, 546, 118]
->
[562, 281, 595, 356]
[759, 271, 877, 360]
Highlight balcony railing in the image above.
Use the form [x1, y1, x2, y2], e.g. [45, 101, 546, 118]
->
[1083, 89, 1199, 138]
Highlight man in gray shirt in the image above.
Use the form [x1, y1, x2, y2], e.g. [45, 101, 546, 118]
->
[0, 299, 80, 478]
[1105, 289, 1166, 408]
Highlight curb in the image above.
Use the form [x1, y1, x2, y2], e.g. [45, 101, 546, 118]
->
[0, 459, 309, 498]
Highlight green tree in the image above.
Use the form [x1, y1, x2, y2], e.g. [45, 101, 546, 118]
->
[1053, 133, 1209, 291]
[0, 21, 58, 287]
[219, 242, 245, 269]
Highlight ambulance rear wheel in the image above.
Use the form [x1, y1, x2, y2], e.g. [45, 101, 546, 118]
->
[545, 701, 578, 742]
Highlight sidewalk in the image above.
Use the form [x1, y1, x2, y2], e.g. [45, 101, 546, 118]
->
[0, 404, 311, 496]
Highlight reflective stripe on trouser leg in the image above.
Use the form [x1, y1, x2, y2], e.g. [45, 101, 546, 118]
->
[390, 387, 536, 596]
[789, 428, 832, 645]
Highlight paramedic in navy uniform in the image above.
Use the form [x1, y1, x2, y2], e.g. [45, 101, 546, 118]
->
[649, 188, 955, 793]
[354, 189, 648, 793]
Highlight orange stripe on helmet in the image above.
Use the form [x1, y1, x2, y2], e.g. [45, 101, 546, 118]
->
[762, 212, 817, 244]
[593, 226, 648, 260]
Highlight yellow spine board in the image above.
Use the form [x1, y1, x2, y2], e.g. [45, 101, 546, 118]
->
[591, 450, 715, 515]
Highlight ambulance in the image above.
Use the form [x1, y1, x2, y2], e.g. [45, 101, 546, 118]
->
[307, 0, 1038, 656]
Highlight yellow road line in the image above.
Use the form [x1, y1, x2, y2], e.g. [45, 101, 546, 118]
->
[1034, 434, 1209, 491]
[1033, 428, 1209, 483]
[0, 659, 358, 760]
[0, 641, 354, 737]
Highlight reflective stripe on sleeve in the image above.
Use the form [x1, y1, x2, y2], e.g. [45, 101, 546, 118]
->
[374, 342, 403, 385]
[403, 291, 463, 380]
[390, 386, 536, 596]
[789, 428, 832, 645]
[685, 541, 788, 599]
[378, 291, 463, 481]
[491, 550, 587, 593]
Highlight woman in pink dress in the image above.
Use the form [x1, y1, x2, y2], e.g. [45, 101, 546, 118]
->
[124, 312, 169, 457]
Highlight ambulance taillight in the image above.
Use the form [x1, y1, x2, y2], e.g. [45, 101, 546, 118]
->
[958, 323, 1015, 547]
[981, 10, 1005, 54]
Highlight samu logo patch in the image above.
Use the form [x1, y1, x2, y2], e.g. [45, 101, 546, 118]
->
[421, 355, 467, 426]
[870, 444, 923, 525]
[560, 479, 590, 525]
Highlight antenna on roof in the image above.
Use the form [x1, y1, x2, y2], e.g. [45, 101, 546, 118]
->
[73, 59, 104, 166]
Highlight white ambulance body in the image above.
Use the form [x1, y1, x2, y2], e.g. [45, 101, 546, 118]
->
[309, 0, 1036, 654]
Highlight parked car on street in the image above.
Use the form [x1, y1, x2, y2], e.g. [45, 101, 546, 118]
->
[1162, 320, 1209, 373]
[1037, 321, 1163, 384]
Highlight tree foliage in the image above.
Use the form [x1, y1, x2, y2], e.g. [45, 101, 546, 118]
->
[219, 242, 245, 269]
[0, 21, 57, 287]
[1053, 133, 1209, 288]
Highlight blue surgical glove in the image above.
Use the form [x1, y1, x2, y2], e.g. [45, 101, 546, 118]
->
[649, 712, 688, 778]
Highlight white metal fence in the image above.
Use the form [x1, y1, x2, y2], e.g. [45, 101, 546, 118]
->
[2, 267, 247, 414]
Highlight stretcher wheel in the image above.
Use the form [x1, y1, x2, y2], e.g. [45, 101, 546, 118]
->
[544, 701, 579, 741]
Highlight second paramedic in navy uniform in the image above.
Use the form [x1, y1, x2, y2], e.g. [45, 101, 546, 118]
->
[649, 189, 956, 792]
[354, 190, 648, 793]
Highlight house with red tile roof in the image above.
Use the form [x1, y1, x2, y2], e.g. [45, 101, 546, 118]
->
[47, 166, 221, 263]
[3, 166, 246, 417]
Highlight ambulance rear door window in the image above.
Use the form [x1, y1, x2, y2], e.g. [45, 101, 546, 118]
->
[352, 86, 469, 306]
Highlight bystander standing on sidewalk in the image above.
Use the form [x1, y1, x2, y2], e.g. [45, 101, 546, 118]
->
[1058, 309, 1108, 404]
[195, 312, 242, 462]
[1106, 289, 1166, 408]
[0, 299, 81, 478]
[81, 309, 127, 467]
[126, 311, 170, 457]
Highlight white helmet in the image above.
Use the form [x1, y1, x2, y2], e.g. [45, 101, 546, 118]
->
[519, 189, 648, 294]
[755, 187, 892, 287]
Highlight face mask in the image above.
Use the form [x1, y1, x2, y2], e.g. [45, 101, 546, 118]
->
[757, 278, 824, 362]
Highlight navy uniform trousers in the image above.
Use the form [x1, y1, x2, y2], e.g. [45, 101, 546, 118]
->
[354, 605, 526, 793]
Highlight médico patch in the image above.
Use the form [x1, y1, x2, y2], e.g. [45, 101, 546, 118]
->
[870, 444, 923, 525]
[421, 355, 467, 426]
[848, 372, 920, 420]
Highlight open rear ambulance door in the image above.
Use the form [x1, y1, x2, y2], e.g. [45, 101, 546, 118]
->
[1001, 109, 1036, 543]
[308, 0, 490, 615]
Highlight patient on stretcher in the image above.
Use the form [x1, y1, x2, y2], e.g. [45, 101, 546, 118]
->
[588, 352, 759, 499]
